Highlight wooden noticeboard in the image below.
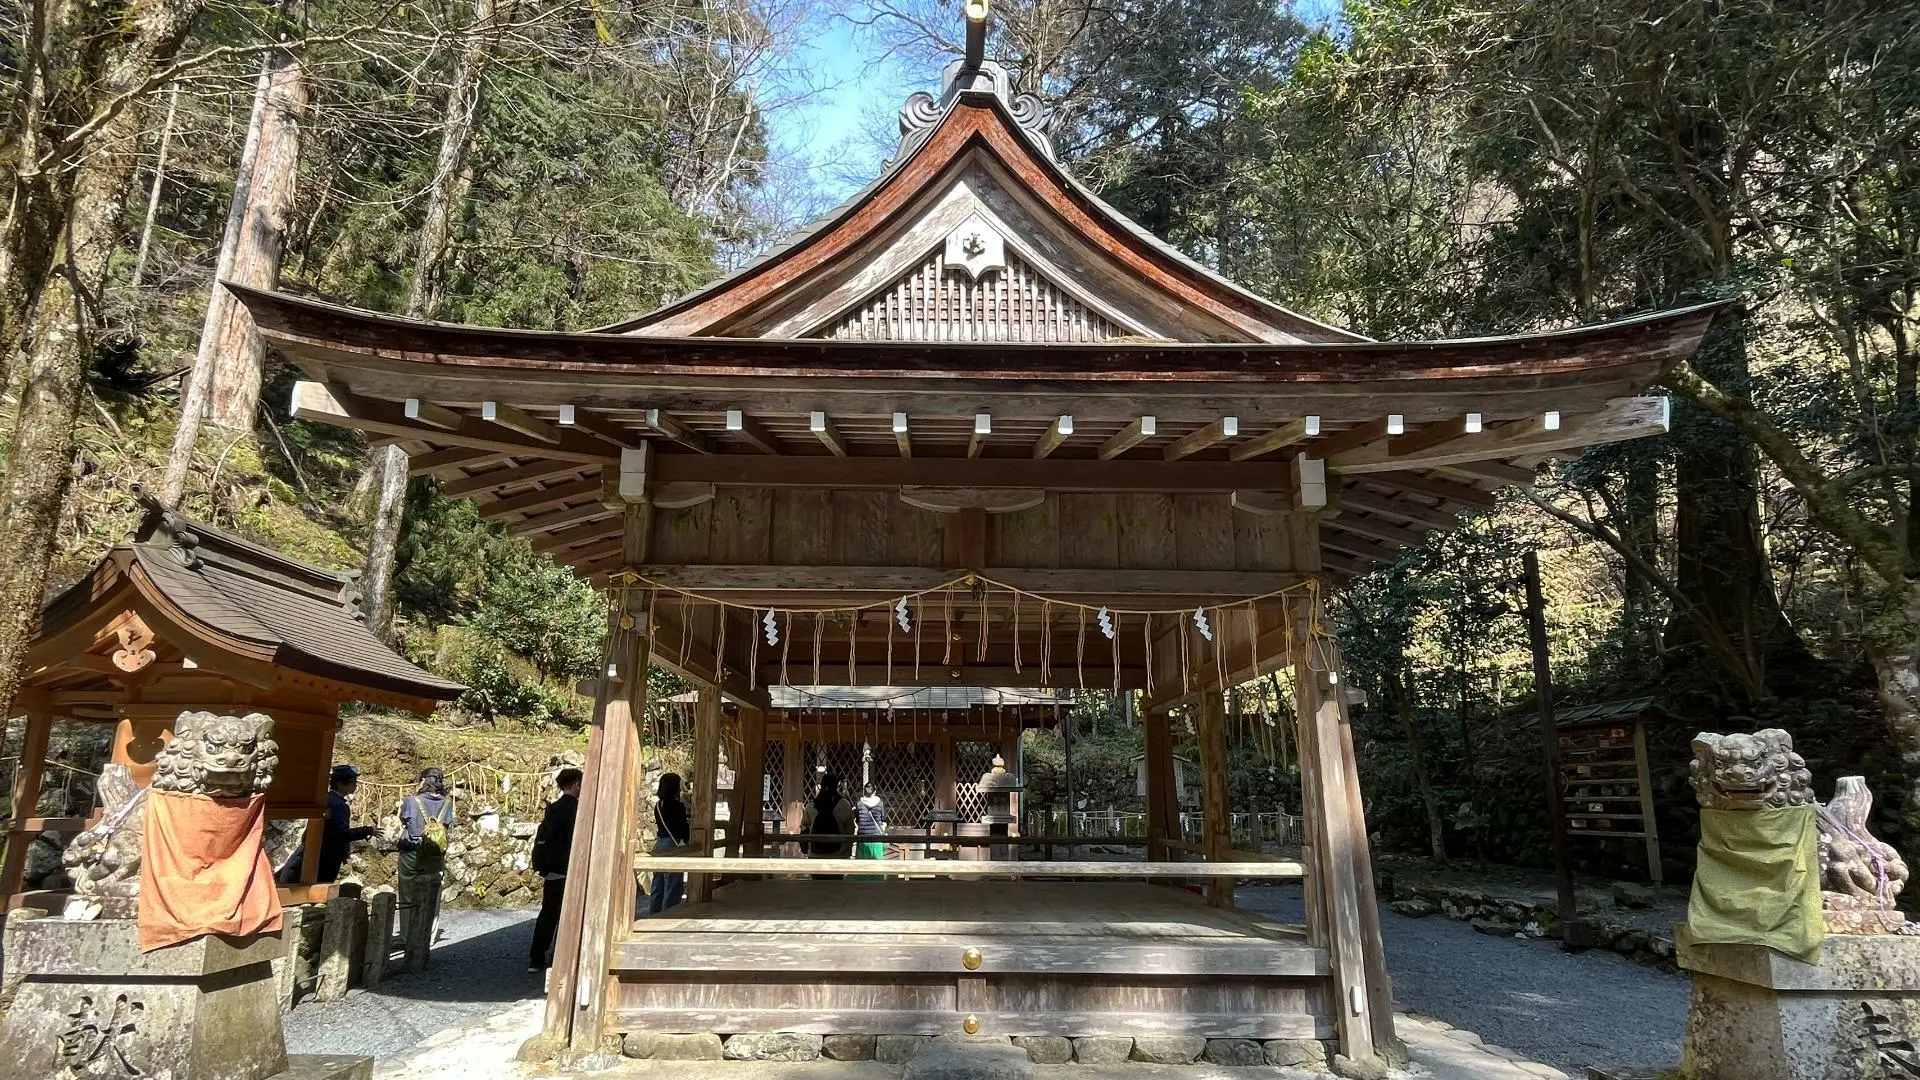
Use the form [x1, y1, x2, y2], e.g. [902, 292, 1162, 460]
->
[1557, 716, 1662, 884]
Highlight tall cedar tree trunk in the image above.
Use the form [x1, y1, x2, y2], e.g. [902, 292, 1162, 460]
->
[161, 15, 305, 504]
[1389, 667, 1446, 863]
[360, 0, 494, 641]
[1666, 317, 1796, 699]
[0, 0, 207, 723]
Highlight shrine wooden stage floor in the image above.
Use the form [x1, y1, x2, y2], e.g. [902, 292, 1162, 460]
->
[609, 879, 1335, 1040]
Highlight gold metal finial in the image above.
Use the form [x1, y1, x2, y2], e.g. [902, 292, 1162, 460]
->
[962, 947, 982, 971]
[963, 1015, 981, 1035]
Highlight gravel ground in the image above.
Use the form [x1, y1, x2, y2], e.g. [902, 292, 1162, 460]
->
[283, 907, 545, 1060]
[293, 890, 1691, 1073]
[1237, 884, 1690, 1075]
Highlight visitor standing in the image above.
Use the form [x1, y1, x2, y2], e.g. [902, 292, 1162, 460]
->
[398, 766, 455, 947]
[528, 767, 582, 971]
[648, 772, 690, 914]
[319, 764, 378, 882]
[855, 784, 887, 861]
[802, 772, 856, 878]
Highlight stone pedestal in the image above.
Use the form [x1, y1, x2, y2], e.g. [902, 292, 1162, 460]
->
[1679, 925, 1920, 1079]
[0, 919, 367, 1080]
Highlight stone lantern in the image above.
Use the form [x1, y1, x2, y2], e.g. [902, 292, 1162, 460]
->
[975, 753, 1023, 860]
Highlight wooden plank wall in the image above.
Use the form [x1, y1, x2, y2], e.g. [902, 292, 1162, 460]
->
[649, 490, 1313, 573]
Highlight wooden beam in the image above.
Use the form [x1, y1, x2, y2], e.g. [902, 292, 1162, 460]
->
[560, 405, 641, 449]
[482, 400, 563, 445]
[893, 412, 912, 458]
[1367, 470, 1497, 507]
[1338, 487, 1461, 529]
[443, 460, 584, 498]
[1032, 415, 1072, 460]
[1440, 460, 1536, 485]
[899, 488, 1044, 514]
[632, 856, 1301, 878]
[1163, 416, 1238, 461]
[1320, 530, 1399, 565]
[756, 664, 1149, 690]
[1304, 417, 1391, 458]
[650, 451, 1298, 493]
[404, 398, 463, 430]
[809, 412, 847, 457]
[1098, 416, 1156, 460]
[645, 408, 715, 454]
[633, 565, 1308, 600]
[477, 478, 602, 520]
[725, 409, 782, 454]
[292, 382, 612, 464]
[1388, 416, 1470, 457]
[410, 447, 508, 475]
[967, 413, 991, 459]
[512, 501, 620, 536]
[1326, 512, 1431, 550]
[1333, 397, 1669, 475]
[532, 519, 623, 554]
[1229, 417, 1317, 461]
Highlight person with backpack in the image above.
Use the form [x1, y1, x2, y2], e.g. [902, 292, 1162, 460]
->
[398, 766, 455, 947]
[527, 767, 582, 972]
[648, 773, 690, 915]
[801, 772, 856, 878]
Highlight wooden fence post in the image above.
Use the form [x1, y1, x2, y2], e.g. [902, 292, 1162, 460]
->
[363, 886, 396, 989]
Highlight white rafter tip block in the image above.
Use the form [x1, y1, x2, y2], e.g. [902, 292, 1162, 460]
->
[1660, 397, 1673, 431]
[1465, 412, 1483, 433]
[1305, 415, 1321, 436]
[810, 411, 827, 432]
[1222, 416, 1239, 437]
[481, 401, 501, 421]
[1543, 410, 1562, 431]
[1140, 416, 1157, 436]
[1058, 415, 1074, 434]
[975, 413, 992, 434]
[1387, 414, 1405, 435]
[558, 404, 577, 425]
[404, 398, 424, 419]
[893, 412, 909, 433]
[181, 657, 198, 669]
[726, 409, 744, 431]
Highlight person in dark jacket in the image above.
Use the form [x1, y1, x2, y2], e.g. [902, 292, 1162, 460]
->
[648, 773, 690, 915]
[528, 768, 583, 971]
[278, 764, 377, 884]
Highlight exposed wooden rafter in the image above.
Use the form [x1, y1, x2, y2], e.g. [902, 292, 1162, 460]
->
[404, 398, 463, 430]
[560, 405, 642, 449]
[443, 460, 583, 498]
[1331, 398, 1668, 475]
[726, 410, 782, 454]
[476, 478, 602, 520]
[650, 452, 1297, 493]
[810, 412, 847, 457]
[1163, 416, 1238, 461]
[645, 408, 715, 455]
[291, 382, 613, 464]
[482, 400, 562, 444]
[1098, 416, 1156, 460]
[1230, 417, 1316, 462]
[1032, 415, 1072, 460]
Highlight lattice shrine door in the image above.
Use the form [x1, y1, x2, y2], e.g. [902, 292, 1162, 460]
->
[801, 739, 936, 845]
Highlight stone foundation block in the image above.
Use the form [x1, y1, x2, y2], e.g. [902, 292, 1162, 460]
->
[904, 1042, 1032, 1080]
[1131, 1036, 1206, 1064]
[724, 1032, 822, 1061]
[825, 1034, 878, 1061]
[1264, 1039, 1331, 1068]
[1012, 1036, 1073, 1064]
[624, 1032, 723, 1060]
[877, 1034, 933, 1063]
[1331, 1053, 1389, 1079]
[1072, 1036, 1134, 1064]
[1202, 1039, 1266, 1066]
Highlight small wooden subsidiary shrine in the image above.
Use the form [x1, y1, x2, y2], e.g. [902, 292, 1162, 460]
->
[3, 492, 464, 908]
[231, 7, 1716, 1066]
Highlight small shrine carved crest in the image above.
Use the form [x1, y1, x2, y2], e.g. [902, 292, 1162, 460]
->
[944, 216, 1005, 280]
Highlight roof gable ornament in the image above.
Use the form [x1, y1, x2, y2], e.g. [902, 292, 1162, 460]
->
[943, 213, 1006, 280]
[898, 0, 1053, 161]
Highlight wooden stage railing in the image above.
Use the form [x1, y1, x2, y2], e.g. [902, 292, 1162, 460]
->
[637, 855, 1304, 878]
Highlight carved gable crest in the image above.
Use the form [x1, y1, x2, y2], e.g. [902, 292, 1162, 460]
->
[943, 216, 1005, 281]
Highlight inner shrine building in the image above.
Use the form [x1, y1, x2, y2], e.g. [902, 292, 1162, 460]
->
[232, 8, 1716, 1067]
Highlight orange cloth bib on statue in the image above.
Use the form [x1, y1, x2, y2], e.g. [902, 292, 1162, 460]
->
[138, 789, 284, 952]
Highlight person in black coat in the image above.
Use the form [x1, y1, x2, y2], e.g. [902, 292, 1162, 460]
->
[528, 768, 583, 971]
[279, 764, 377, 885]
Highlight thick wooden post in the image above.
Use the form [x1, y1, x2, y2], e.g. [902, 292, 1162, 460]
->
[934, 732, 956, 813]
[1195, 691, 1233, 907]
[543, 495, 651, 1062]
[782, 731, 804, 847]
[1, 708, 53, 899]
[689, 685, 721, 903]
[737, 708, 767, 857]
[1295, 618, 1384, 1065]
[1141, 710, 1178, 863]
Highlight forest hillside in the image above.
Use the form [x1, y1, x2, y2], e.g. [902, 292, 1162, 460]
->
[1, 0, 1914, 878]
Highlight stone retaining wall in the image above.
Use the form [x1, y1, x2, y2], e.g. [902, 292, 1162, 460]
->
[1386, 880, 1677, 967]
[620, 1032, 1340, 1070]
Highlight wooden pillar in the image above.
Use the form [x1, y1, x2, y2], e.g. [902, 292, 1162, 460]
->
[1295, 616, 1383, 1065]
[1141, 709, 1178, 863]
[1, 709, 54, 900]
[781, 730, 804, 847]
[934, 732, 956, 813]
[544, 495, 651, 1062]
[1195, 690, 1233, 907]
[737, 708, 767, 857]
[1633, 721, 1662, 885]
[689, 685, 721, 904]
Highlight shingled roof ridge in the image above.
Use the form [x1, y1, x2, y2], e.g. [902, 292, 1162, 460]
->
[132, 486, 359, 612]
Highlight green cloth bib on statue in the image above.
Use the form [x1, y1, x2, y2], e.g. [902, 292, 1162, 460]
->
[1687, 805, 1823, 963]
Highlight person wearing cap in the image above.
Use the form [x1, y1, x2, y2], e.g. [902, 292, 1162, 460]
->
[398, 766, 456, 946]
[318, 764, 379, 882]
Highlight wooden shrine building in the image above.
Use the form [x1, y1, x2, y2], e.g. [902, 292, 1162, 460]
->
[230, 6, 1718, 1067]
[2, 492, 464, 909]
